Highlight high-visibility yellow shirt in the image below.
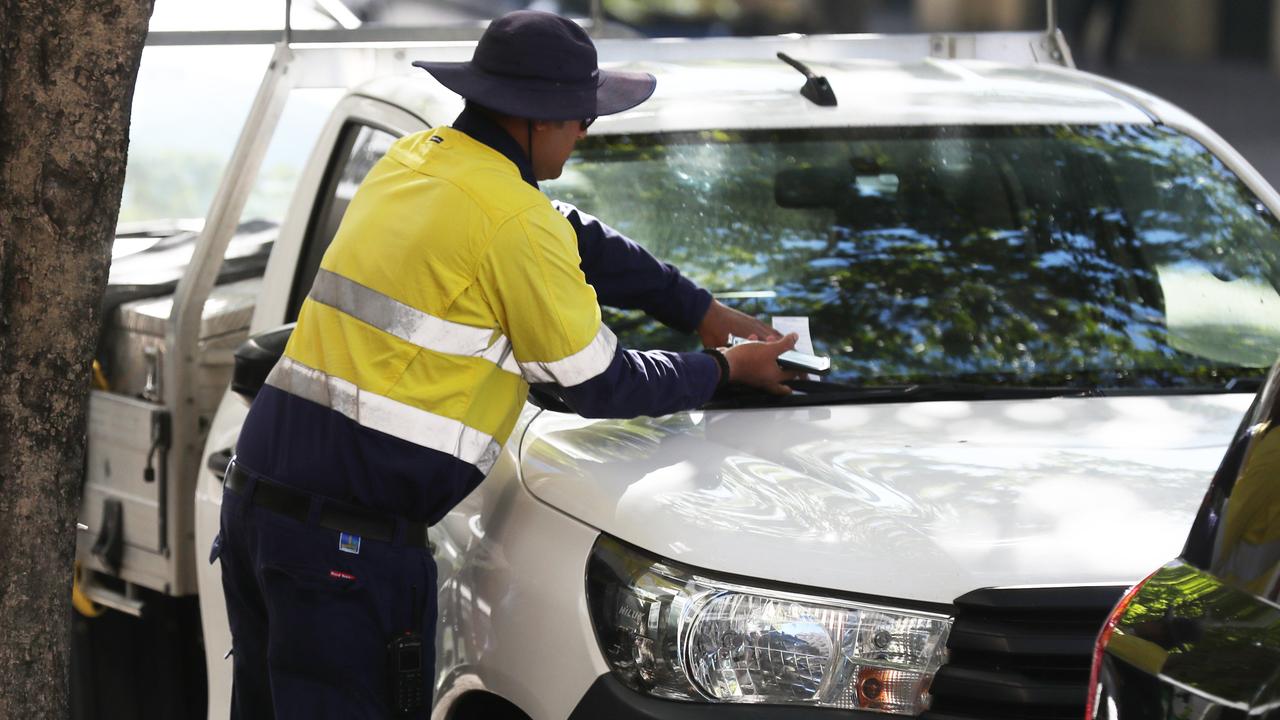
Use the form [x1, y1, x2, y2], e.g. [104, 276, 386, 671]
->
[236, 110, 718, 522]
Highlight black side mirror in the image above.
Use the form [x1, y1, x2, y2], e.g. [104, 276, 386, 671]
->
[527, 384, 574, 414]
[231, 323, 295, 402]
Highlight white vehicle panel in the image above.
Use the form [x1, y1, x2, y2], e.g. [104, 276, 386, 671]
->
[181, 28, 1280, 720]
[521, 394, 1254, 605]
[194, 390, 245, 720]
[250, 95, 429, 335]
[596, 59, 1152, 133]
[432, 407, 609, 720]
[199, 96, 431, 718]
[376, 57, 1153, 135]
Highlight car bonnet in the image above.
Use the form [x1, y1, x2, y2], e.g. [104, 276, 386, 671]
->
[519, 393, 1252, 605]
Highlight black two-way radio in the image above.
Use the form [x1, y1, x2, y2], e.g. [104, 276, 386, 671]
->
[388, 585, 425, 715]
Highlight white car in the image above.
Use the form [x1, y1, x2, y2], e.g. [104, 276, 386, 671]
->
[78, 26, 1280, 720]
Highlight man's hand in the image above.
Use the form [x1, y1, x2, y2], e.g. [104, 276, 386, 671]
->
[721, 333, 802, 396]
[698, 300, 781, 348]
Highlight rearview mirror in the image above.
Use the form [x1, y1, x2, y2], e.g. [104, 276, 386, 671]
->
[774, 157, 895, 211]
[774, 167, 851, 208]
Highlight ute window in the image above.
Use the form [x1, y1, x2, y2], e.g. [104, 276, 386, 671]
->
[287, 122, 397, 322]
[545, 124, 1280, 392]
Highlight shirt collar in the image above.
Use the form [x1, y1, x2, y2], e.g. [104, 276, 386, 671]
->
[451, 107, 539, 189]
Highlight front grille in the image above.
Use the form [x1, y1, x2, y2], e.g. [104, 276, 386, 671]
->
[922, 585, 1126, 720]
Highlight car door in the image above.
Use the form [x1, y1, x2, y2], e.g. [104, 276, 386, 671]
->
[195, 96, 425, 720]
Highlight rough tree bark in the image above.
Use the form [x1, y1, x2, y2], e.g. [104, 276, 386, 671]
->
[0, 0, 155, 715]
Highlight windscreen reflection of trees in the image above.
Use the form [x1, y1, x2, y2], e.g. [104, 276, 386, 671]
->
[547, 125, 1280, 389]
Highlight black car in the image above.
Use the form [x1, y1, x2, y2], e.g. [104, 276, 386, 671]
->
[1088, 360, 1280, 718]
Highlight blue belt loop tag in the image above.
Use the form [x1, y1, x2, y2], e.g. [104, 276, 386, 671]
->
[338, 532, 362, 555]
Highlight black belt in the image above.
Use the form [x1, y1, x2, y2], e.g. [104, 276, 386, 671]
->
[226, 463, 432, 549]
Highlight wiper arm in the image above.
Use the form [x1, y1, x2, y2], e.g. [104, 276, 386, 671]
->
[710, 374, 1263, 410]
[1224, 376, 1265, 393]
[787, 379, 1099, 401]
[705, 379, 1099, 409]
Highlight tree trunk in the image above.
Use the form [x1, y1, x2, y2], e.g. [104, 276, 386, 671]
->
[0, 1, 154, 716]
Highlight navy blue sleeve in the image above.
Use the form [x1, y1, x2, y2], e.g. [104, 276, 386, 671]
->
[554, 200, 713, 334]
[553, 347, 719, 419]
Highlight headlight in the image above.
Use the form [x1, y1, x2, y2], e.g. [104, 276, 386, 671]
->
[586, 536, 952, 714]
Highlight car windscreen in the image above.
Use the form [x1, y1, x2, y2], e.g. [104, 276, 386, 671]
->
[544, 124, 1280, 393]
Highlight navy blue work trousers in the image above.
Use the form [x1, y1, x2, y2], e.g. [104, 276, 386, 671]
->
[213, 474, 437, 719]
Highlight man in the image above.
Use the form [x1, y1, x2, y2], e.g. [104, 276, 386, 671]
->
[214, 10, 799, 718]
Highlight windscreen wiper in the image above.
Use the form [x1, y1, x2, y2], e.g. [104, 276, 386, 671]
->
[1059, 378, 1267, 397]
[782, 377, 1274, 402]
[787, 379, 1099, 402]
[705, 380, 1096, 409]
[1224, 376, 1266, 393]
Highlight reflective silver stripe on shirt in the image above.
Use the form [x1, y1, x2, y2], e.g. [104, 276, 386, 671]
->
[310, 267, 613, 386]
[480, 334, 517, 375]
[499, 350, 523, 377]
[310, 268, 504, 361]
[518, 323, 618, 386]
[265, 356, 502, 474]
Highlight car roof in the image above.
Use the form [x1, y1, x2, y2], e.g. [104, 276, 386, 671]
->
[355, 56, 1156, 133]
[604, 58, 1154, 131]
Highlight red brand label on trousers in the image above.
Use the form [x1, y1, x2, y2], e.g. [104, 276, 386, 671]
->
[329, 570, 356, 581]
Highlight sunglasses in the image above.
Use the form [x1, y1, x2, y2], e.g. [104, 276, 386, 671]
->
[580, 117, 597, 131]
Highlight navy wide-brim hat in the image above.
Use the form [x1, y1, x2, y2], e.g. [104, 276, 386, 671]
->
[412, 10, 655, 121]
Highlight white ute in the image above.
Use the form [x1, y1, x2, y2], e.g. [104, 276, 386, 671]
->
[74, 17, 1280, 720]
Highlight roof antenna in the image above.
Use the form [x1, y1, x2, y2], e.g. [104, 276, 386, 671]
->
[777, 52, 837, 107]
[284, 0, 293, 44]
[590, 0, 604, 37]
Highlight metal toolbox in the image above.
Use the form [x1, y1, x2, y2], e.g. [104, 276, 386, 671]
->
[77, 391, 172, 595]
[103, 277, 261, 413]
[78, 278, 261, 598]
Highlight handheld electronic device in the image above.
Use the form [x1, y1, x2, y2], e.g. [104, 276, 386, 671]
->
[727, 334, 832, 375]
[777, 349, 832, 374]
[387, 633, 425, 715]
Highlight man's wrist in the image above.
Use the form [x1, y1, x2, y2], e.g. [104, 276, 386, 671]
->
[701, 347, 731, 390]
